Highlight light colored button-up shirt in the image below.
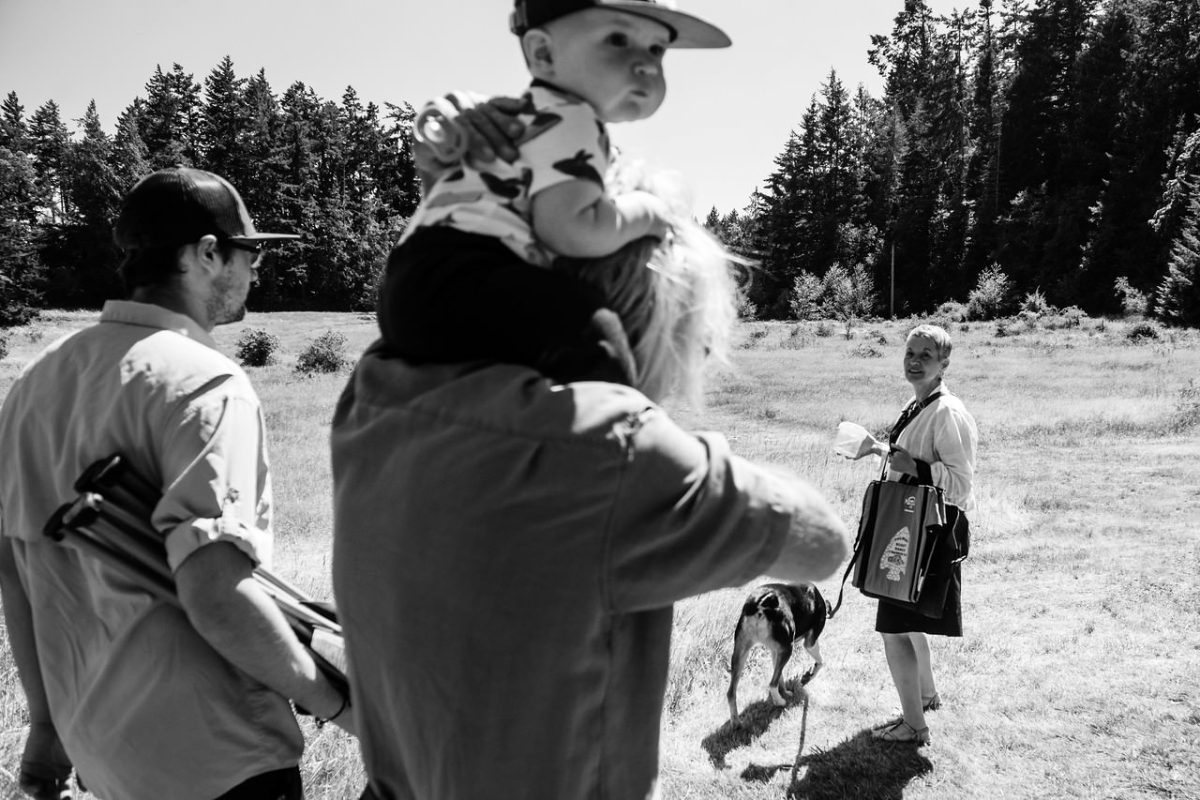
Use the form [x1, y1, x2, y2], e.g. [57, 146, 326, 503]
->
[0, 301, 301, 800]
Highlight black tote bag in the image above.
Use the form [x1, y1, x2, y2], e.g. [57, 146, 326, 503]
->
[851, 477, 947, 606]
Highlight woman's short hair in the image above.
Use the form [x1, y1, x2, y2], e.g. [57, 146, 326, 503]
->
[907, 323, 952, 360]
[557, 164, 739, 404]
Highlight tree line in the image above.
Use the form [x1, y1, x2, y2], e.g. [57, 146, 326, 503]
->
[2, 0, 1198, 328]
[0, 56, 420, 324]
[707, 0, 1200, 326]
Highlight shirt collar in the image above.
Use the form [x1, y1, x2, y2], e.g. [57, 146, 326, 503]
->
[99, 300, 218, 351]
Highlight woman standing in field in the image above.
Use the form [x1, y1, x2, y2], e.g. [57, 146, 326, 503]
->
[865, 323, 978, 744]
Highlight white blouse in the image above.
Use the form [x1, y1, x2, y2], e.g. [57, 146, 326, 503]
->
[889, 385, 979, 512]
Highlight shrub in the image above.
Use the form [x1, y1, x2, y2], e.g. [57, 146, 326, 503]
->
[966, 265, 1013, 321]
[0, 304, 37, 328]
[1125, 321, 1161, 342]
[995, 320, 1013, 338]
[823, 263, 878, 339]
[936, 301, 968, 323]
[737, 295, 758, 321]
[1020, 289, 1053, 317]
[739, 327, 770, 349]
[1114, 276, 1149, 318]
[1173, 379, 1200, 431]
[782, 325, 812, 350]
[0, 332, 8, 361]
[235, 328, 281, 367]
[296, 331, 349, 374]
[1043, 306, 1085, 330]
[814, 321, 834, 337]
[850, 342, 883, 358]
[789, 272, 824, 321]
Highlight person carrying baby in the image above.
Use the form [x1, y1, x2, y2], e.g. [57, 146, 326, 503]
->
[377, 0, 730, 382]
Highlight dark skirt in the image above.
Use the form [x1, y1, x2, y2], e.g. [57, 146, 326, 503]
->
[875, 509, 967, 637]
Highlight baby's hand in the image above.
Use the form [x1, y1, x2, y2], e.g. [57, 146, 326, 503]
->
[415, 92, 525, 166]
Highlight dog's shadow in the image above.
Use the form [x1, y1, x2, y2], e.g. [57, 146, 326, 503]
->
[701, 677, 807, 769]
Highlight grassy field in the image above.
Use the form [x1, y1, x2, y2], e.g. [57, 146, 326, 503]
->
[0, 310, 1198, 799]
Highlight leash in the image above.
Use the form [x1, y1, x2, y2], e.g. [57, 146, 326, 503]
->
[787, 691, 811, 789]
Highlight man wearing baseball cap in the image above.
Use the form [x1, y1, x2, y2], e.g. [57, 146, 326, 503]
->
[0, 167, 354, 800]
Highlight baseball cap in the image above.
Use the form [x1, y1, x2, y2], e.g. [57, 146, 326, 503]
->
[510, 0, 731, 49]
[114, 167, 300, 251]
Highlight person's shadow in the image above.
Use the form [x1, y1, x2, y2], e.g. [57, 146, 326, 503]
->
[701, 682, 933, 799]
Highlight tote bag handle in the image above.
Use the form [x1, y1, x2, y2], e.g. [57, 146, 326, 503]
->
[827, 391, 941, 619]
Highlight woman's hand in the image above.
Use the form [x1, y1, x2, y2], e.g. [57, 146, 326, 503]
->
[865, 440, 890, 459]
[889, 444, 919, 477]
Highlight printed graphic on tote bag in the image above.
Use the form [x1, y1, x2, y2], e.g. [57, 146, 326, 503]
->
[880, 526, 911, 582]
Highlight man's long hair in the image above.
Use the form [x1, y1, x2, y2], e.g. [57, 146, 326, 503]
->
[558, 162, 741, 404]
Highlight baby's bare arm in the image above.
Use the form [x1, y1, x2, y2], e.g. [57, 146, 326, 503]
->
[532, 180, 669, 258]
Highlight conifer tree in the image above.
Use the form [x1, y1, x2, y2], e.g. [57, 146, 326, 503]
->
[28, 100, 72, 222]
[1156, 191, 1200, 327]
[1, 91, 28, 150]
[111, 102, 150, 194]
[1153, 126, 1200, 325]
[0, 138, 43, 325]
[45, 101, 124, 305]
[201, 56, 249, 183]
[140, 64, 202, 168]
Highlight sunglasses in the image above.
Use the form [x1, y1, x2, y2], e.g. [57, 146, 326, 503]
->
[225, 239, 264, 267]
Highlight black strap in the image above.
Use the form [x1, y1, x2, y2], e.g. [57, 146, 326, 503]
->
[826, 526, 864, 619]
[889, 389, 943, 443]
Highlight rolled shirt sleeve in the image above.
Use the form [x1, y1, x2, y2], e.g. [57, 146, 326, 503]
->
[603, 411, 797, 613]
[154, 385, 273, 573]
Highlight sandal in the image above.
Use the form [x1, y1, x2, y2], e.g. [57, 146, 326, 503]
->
[872, 720, 931, 745]
[923, 692, 942, 712]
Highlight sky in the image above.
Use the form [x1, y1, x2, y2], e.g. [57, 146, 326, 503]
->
[0, 0, 964, 215]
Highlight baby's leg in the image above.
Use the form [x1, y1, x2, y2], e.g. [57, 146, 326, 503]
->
[378, 229, 604, 371]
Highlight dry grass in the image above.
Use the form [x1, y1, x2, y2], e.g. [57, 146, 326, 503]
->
[1, 311, 1198, 799]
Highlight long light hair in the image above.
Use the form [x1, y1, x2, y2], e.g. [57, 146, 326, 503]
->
[557, 163, 740, 404]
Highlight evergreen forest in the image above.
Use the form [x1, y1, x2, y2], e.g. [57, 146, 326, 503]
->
[2, 0, 1198, 327]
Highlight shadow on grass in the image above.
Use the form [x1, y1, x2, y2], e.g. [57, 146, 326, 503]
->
[782, 729, 933, 799]
[701, 678, 806, 769]
[702, 680, 933, 799]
